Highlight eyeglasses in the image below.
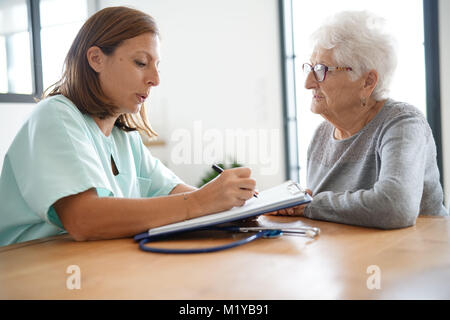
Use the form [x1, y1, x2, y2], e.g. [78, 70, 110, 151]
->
[302, 63, 352, 82]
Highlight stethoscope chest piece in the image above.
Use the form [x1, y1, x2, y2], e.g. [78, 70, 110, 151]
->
[262, 230, 283, 238]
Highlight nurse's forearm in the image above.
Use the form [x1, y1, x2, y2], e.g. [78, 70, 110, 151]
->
[55, 167, 256, 241]
[169, 183, 198, 194]
[54, 188, 205, 241]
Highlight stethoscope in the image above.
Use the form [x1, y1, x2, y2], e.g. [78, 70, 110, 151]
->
[138, 226, 321, 254]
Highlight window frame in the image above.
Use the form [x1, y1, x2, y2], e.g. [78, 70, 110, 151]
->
[0, 0, 43, 103]
[279, 0, 444, 187]
[0, 0, 97, 103]
[423, 0, 443, 187]
[279, 0, 300, 183]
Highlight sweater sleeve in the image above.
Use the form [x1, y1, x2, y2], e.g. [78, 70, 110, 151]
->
[304, 115, 429, 229]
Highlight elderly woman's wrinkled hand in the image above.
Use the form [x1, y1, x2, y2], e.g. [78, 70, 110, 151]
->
[265, 204, 307, 216]
[265, 189, 312, 217]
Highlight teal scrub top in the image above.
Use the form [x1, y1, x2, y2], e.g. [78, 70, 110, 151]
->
[0, 95, 183, 246]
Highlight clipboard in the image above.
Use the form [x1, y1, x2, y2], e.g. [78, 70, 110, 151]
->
[134, 180, 312, 242]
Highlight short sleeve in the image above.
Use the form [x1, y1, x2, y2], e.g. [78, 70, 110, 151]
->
[131, 132, 184, 197]
[7, 96, 113, 227]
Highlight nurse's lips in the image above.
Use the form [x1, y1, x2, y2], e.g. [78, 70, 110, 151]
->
[136, 94, 148, 103]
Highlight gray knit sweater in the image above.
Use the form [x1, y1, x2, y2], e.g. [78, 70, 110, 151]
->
[304, 99, 448, 229]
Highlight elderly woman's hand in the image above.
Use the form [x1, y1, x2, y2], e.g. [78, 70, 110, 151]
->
[265, 189, 313, 217]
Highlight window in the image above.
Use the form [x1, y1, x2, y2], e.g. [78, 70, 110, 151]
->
[40, 0, 89, 90]
[0, 0, 33, 96]
[0, 0, 92, 103]
[279, 0, 442, 185]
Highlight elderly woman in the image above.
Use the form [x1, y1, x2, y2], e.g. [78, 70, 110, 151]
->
[273, 11, 447, 228]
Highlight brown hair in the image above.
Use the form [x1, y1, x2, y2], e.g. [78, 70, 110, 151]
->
[44, 6, 159, 138]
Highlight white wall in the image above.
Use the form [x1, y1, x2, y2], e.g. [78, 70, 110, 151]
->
[98, 0, 286, 189]
[439, 0, 450, 209]
[0, 104, 35, 169]
[0, 0, 286, 190]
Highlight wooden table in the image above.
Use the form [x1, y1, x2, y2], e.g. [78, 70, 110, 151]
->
[0, 216, 449, 299]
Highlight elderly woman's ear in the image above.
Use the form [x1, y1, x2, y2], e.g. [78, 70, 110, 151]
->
[362, 70, 379, 96]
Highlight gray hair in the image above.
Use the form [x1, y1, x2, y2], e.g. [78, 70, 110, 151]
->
[310, 11, 397, 100]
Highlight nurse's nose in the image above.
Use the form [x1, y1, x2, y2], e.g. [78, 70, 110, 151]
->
[146, 65, 160, 87]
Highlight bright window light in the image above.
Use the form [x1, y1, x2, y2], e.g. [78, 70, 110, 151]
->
[0, 0, 32, 94]
[40, 0, 88, 91]
[0, 36, 8, 93]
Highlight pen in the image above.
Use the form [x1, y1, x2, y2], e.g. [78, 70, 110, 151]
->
[212, 164, 258, 198]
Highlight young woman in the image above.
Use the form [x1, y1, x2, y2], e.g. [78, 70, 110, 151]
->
[0, 6, 256, 246]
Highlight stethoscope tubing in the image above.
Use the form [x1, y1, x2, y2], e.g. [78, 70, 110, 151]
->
[138, 230, 281, 254]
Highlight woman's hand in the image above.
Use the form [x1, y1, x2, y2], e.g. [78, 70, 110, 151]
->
[190, 167, 256, 216]
[265, 189, 313, 217]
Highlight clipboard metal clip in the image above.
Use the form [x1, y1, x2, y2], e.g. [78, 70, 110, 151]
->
[287, 181, 306, 196]
[233, 226, 320, 238]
